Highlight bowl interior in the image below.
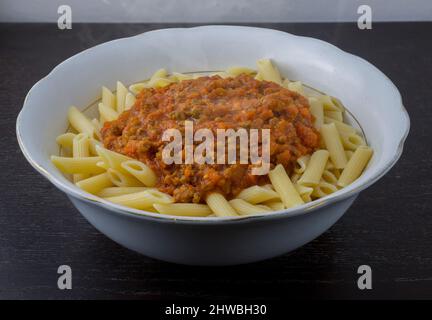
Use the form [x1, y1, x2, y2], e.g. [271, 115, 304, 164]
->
[17, 26, 409, 221]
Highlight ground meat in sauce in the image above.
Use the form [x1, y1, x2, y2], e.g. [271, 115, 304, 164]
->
[101, 74, 320, 203]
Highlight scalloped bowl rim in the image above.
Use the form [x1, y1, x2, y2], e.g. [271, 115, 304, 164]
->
[16, 25, 410, 225]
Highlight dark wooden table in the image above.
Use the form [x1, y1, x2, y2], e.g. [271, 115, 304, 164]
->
[1, 22, 431, 300]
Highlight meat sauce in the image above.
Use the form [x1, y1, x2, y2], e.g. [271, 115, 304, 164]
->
[101, 74, 320, 203]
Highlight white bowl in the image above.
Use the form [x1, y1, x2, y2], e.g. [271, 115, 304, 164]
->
[16, 26, 409, 265]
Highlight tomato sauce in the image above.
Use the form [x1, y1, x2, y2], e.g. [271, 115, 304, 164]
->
[101, 74, 320, 203]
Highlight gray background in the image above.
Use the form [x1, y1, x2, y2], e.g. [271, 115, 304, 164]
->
[1, 0, 431, 22]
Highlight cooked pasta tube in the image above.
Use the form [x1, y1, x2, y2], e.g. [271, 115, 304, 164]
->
[324, 110, 343, 122]
[88, 138, 103, 156]
[129, 82, 146, 95]
[68, 106, 95, 138]
[268, 164, 304, 208]
[286, 81, 304, 95]
[107, 168, 143, 187]
[312, 180, 338, 198]
[294, 155, 310, 174]
[319, 95, 344, 112]
[290, 172, 301, 184]
[294, 184, 314, 203]
[76, 172, 113, 195]
[124, 93, 136, 110]
[56, 132, 76, 149]
[116, 81, 128, 113]
[96, 145, 133, 174]
[308, 97, 324, 129]
[153, 203, 212, 217]
[324, 117, 357, 134]
[72, 133, 90, 182]
[170, 72, 192, 82]
[96, 161, 109, 170]
[338, 146, 373, 187]
[236, 185, 280, 204]
[98, 103, 118, 122]
[105, 189, 173, 210]
[90, 118, 102, 140]
[51, 156, 104, 174]
[229, 199, 271, 215]
[256, 59, 282, 84]
[254, 72, 263, 81]
[98, 187, 151, 198]
[321, 169, 339, 185]
[226, 66, 255, 76]
[297, 150, 329, 187]
[206, 192, 238, 217]
[262, 201, 285, 211]
[102, 86, 116, 109]
[339, 131, 366, 151]
[320, 123, 348, 169]
[121, 160, 157, 187]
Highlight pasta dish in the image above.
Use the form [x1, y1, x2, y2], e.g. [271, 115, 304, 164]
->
[51, 59, 373, 217]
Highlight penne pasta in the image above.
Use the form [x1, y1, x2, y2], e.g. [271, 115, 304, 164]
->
[321, 169, 339, 185]
[320, 123, 348, 169]
[124, 92, 136, 110]
[102, 86, 116, 109]
[319, 95, 344, 112]
[262, 200, 285, 211]
[206, 192, 238, 217]
[324, 116, 357, 134]
[298, 149, 329, 187]
[98, 102, 118, 122]
[129, 82, 146, 95]
[339, 131, 366, 151]
[121, 160, 157, 187]
[286, 81, 304, 95]
[294, 184, 314, 203]
[68, 106, 95, 138]
[98, 186, 151, 198]
[236, 185, 280, 204]
[226, 66, 255, 76]
[76, 172, 113, 195]
[56, 132, 76, 149]
[338, 146, 373, 187]
[107, 168, 143, 187]
[170, 72, 192, 82]
[96, 145, 133, 175]
[269, 164, 304, 208]
[91, 118, 102, 140]
[324, 110, 343, 122]
[51, 156, 104, 175]
[308, 97, 324, 129]
[116, 81, 128, 113]
[153, 203, 212, 217]
[72, 133, 90, 182]
[294, 155, 310, 174]
[105, 189, 173, 210]
[229, 198, 271, 215]
[88, 138, 103, 156]
[256, 59, 282, 84]
[312, 180, 338, 198]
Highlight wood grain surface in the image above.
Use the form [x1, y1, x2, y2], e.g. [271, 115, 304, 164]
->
[0, 23, 431, 300]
